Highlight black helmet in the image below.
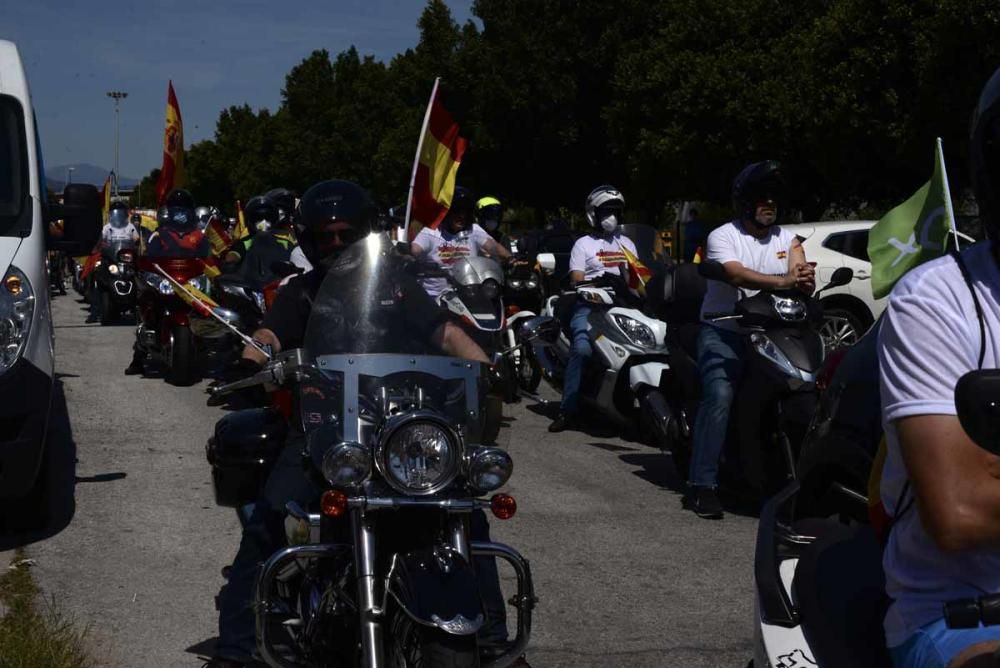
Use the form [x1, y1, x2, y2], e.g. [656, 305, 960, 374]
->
[295, 179, 376, 266]
[163, 188, 196, 229]
[732, 160, 789, 224]
[970, 66, 1000, 239]
[244, 196, 278, 235]
[264, 188, 297, 228]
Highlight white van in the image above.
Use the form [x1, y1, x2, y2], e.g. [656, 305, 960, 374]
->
[0, 40, 99, 529]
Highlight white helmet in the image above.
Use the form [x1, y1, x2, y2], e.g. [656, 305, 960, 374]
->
[585, 185, 625, 232]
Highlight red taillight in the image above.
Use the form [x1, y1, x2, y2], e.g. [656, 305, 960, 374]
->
[817, 346, 849, 391]
[321, 490, 348, 518]
[506, 304, 521, 317]
[490, 493, 517, 520]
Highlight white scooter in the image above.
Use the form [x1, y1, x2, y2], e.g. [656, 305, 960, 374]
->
[521, 253, 676, 438]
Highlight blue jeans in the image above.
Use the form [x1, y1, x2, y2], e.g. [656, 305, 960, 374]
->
[890, 616, 1000, 667]
[688, 325, 746, 487]
[216, 440, 508, 661]
[560, 303, 592, 413]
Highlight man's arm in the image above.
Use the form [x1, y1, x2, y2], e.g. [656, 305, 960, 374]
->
[409, 242, 425, 258]
[431, 320, 490, 363]
[570, 270, 585, 284]
[898, 414, 1000, 552]
[722, 238, 813, 292]
[788, 237, 815, 295]
[482, 237, 512, 262]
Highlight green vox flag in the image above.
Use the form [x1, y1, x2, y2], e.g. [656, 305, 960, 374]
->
[867, 139, 954, 299]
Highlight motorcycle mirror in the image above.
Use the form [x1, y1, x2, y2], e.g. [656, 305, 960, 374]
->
[519, 315, 560, 344]
[536, 253, 557, 274]
[698, 260, 727, 281]
[270, 261, 303, 278]
[819, 267, 854, 293]
[956, 370, 1000, 456]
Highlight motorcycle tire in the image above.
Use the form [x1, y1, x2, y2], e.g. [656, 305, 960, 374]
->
[167, 325, 199, 386]
[516, 352, 542, 393]
[388, 607, 478, 668]
[99, 291, 116, 326]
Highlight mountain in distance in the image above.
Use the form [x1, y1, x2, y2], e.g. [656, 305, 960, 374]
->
[46, 163, 139, 192]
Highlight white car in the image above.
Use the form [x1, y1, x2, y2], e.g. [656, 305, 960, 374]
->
[0, 40, 100, 529]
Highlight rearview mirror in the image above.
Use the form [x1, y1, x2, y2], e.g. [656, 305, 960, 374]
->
[956, 370, 1000, 456]
[270, 261, 304, 278]
[698, 260, 727, 281]
[824, 267, 854, 291]
[519, 315, 560, 344]
[47, 184, 102, 255]
[536, 253, 556, 274]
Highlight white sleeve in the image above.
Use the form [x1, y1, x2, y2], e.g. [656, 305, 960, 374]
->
[569, 238, 588, 274]
[706, 225, 739, 264]
[412, 227, 435, 253]
[878, 271, 977, 423]
[471, 224, 491, 247]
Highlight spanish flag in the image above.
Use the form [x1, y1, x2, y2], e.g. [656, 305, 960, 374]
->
[154, 81, 185, 206]
[206, 217, 231, 256]
[233, 199, 248, 241]
[408, 78, 467, 234]
[618, 241, 653, 297]
[99, 172, 112, 218]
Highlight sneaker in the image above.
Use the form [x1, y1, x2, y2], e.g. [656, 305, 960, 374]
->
[548, 412, 574, 433]
[683, 485, 724, 519]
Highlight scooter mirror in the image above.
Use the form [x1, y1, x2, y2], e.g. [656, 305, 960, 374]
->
[698, 260, 727, 281]
[956, 370, 1000, 456]
[825, 267, 854, 290]
[519, 315, 560, 344]
[536, 253, 557, 274]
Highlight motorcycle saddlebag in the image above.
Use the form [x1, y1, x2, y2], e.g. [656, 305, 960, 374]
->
[205, 407, 287, 507]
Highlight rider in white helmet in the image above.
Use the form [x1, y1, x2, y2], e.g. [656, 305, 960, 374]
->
[549, 185, 638, 433]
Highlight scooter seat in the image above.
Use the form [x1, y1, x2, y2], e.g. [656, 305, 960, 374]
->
[791, 520, 890, 667]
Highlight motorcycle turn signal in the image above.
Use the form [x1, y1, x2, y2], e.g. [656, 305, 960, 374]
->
[490, 493, 517, 520]
[321, 490, 349, 518]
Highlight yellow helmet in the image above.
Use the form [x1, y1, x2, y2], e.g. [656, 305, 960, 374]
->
[476, 196, 501, 210]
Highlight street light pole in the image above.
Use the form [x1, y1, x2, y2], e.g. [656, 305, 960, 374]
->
[66, 166, 75, 185]
[106, 91, 128, 197]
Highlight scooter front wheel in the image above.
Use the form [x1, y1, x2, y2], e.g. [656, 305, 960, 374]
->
[166, 325, 199, 386]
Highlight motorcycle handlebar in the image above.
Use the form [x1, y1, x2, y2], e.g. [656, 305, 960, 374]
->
[704, 312, 740, 321]
[945, 593, 1000, 629]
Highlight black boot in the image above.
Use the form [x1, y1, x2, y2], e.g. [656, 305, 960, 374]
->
[124, 350, 145, 375]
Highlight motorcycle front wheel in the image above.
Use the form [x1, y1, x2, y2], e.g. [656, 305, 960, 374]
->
[167, 324, 199, 386]
[387, 607, 478, 668]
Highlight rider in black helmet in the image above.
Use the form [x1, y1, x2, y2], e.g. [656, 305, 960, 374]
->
[209, 179, 524, 667]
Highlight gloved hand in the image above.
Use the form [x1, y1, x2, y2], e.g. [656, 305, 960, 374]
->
[207, 358, 264, 407]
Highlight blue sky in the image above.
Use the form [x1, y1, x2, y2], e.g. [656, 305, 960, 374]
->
[2, 0, 474, 180]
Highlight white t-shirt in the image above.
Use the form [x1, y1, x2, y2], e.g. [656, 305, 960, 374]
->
[568, 232, 638, 281]
[879, 241, 1000, 647]
[413, 224, 491, 298]
[102, 223, 139, 244]
[699, 221, 796, 328]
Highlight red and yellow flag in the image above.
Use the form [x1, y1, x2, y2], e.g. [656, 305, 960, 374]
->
[233, 199, 248, 240]
[618, 242, 653, 296]
[99, 173, 112, 217]
[206, 218, 231, 256]
[155, 81, 185, 206]
[409, 79, 468, 234]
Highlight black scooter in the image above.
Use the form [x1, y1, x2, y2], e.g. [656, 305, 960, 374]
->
[657, 261, 853, 496]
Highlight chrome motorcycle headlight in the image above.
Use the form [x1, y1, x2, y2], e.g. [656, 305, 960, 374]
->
[507, 278, 524, 290]
[468, 447, 513, 493]
[0, 267, 34, 375]
[771, 294, 806, 321]
[142, 271, 173, 295]
[750, 332, 801, 378]
[525, 274, 539, 289]
[321, 441, 372, 489]
[612, 314, 656, 347]
[187, 275, 210, 294]
[378, 413, 460, 495]
[108, 263, 120, 276]
[482, 278, 501, 301]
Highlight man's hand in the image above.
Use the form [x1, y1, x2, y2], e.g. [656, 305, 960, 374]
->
[784, 262, 815, 293]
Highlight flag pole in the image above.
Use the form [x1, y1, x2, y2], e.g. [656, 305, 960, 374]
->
[402, 77, 440, 243]
[937, 137, 961, 251]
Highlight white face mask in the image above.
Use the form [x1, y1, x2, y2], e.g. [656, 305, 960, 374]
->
[254, 220, 272, 233]
[599, 214, 619, 233]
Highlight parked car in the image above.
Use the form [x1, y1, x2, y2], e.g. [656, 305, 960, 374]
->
[0, 40, 101, 530]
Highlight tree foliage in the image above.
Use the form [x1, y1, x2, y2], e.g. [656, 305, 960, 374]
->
[175, 0, 1000, 222]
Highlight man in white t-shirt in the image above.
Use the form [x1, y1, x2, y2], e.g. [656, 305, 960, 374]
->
[548, 185, 638, 433]
[880, 66, 1000, 668]
[684, 161, 814, 518]
[411, 187, 513, 299]
[88, 202, 140, 322]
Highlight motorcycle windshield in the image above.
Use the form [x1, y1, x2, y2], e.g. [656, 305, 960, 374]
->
[101, 238, 137, 262]
[301, 234, 487, 451]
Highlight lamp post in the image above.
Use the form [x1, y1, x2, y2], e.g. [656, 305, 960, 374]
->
[66, 166, 75, 185]
[106, 90, 128, 197]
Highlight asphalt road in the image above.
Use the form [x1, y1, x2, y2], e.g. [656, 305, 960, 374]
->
[0, 291, 759, 667]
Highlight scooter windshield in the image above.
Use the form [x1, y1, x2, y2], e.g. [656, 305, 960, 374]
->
[300, 234, 488, 454]
[101, 238, 137, 263]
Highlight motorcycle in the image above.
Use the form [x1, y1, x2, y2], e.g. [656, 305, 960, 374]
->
[92, 239, 138, 324]
[135, 249, 240, 386]
[654, 261, 854, 495]
[206, 241, 536, 667]
[502, 260, 544, 395]
[524, 254, 674, 438]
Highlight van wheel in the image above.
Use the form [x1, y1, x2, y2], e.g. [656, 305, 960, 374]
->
[167, 325, 199, 386]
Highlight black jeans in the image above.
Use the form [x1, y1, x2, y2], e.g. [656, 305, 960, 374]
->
[215, 441, 508, 661]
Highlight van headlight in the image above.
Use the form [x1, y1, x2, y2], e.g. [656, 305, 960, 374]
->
[377, 412, 461, 495]
[468, 447, 513, 492]
[612, 314, 656, 347]
[0, 267, 34, 374]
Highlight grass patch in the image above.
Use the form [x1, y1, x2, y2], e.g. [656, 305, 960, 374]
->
[0, 548, 93, 668]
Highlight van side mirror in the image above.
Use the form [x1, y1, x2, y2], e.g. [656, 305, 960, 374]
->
[536, 253, 556, 274]
[47, 184, 102, 255]
[957, 370, 1000, 456]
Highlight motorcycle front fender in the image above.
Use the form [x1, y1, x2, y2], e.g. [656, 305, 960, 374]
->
[628, 361, 670, 392]
[387, 547, 485, 635]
